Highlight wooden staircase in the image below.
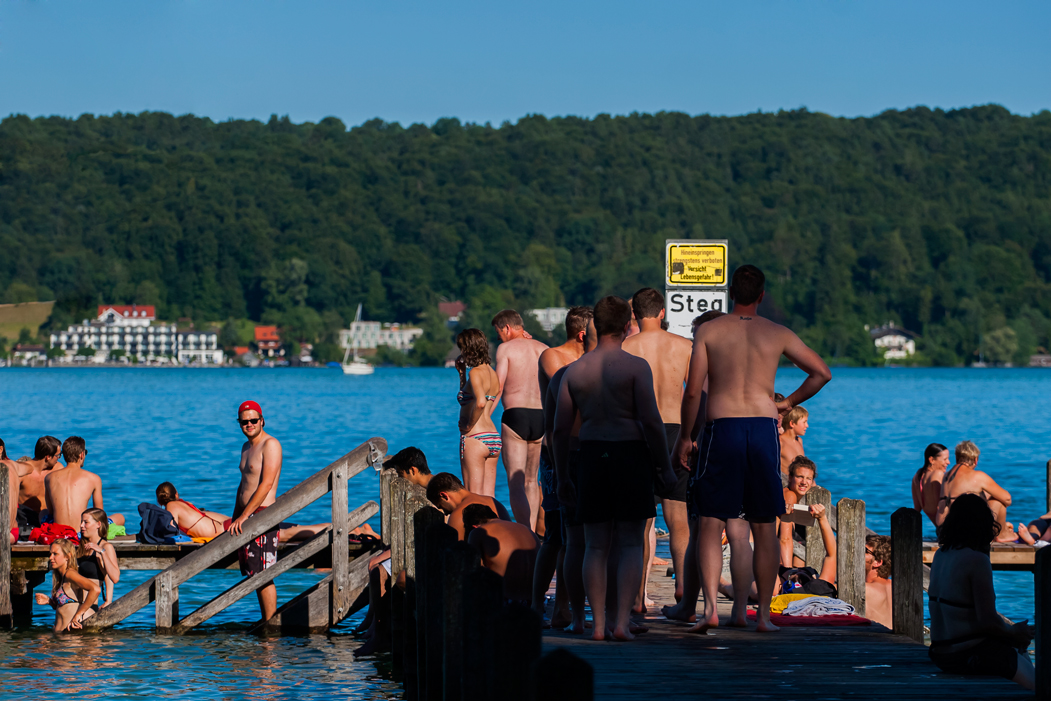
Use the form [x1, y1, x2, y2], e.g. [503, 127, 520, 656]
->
[84, 437, 386, 633]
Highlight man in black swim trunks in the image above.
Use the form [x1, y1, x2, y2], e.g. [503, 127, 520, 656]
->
[493, 309, 549, 529]
[676, 265, 831, 634]
[553, 296, 677, 641]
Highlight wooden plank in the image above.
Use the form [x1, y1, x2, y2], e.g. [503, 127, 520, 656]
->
[442, 543, 479, 701]
[155, 570, 178, 629]
[331, 467, 351, 619]
[413, 503, 446, 701]
[252, 552, 373, 633]
[891, 507, 923, 642]
[803, 486, 831, 570]
[836, 498, 866, 616]
[86, 438, 385, 630]
[381, 468, 395, 547]
[1037, 545, 1049, 700]
[401, 489, 430, 701]
[389, 478, 408, 675]
[0, 464, 11, 626]
[1046, 458, 1051, 513]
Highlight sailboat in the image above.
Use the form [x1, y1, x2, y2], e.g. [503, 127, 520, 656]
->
[341, 304, 375, 375]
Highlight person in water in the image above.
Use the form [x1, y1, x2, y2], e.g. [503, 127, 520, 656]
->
[912, 443, 950, 527]
[34, 538, 100, 633]
[77, 508, 120, 608]
[927, 493, 1035, 690]
[456, 328, 503, 496]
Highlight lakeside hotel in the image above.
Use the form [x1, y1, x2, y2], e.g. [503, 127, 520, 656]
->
[49, 305, 224, 364]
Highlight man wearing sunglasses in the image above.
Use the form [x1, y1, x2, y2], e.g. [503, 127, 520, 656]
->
[230, 400, 283, 622]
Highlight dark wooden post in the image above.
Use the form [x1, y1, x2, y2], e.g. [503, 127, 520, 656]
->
[1036, 545, 1050, 700]
[803, 486, 832, 570]
[0, 464, 11, 628]
[423, 522, 456, 701]
[462, 567, 504, 701]
[890, 507, 923, 642]
[1046, 459, 1051, 513]
[380, 468, 395, 547]
[330, 465, 350, 624]
[495, 603, 543, 701]
[155, 570, 179, 630]
[389, 478, 408, 675]
[443, 542, 480, 701]
[530, 649, 594, 701]
[836, 498, 866, 616]
[413, 506, 445, 701]
[401, 489, 429, 701]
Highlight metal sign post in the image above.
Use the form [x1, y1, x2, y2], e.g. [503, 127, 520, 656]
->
[664, 239, 729, 339]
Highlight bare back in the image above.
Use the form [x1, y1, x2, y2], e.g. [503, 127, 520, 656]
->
[563, 347, 651, 442]
[622, 329, 692, 423]
[44, 467, 102, 528]
[236, 435, 281, 514]
[469, 520, 539, 600]
[697, 314, 797, 420]
[17, 466, 47, 511]
[448, 493, 511, 539]
[496, 337, 548, 410]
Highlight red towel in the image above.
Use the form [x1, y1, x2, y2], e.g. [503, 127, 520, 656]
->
[746, 610, 871, 626]
[28, 523, 80, 545]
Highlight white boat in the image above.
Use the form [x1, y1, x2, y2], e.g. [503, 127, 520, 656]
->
[341, 304, 375, 375]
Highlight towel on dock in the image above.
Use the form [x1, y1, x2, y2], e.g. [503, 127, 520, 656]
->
[747, 610, 872, 627]
[770, 593, 816, 614]
[783, 596, 855, 617]
[136, 502, 179, 544]
[28, 523, 79, 545]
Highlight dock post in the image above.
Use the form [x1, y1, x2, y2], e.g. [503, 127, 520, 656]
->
[413, 505, 445, 701]
[530, 649, 594, 701]
[495, 604, 543, 701]
[462, 566, 503, 701]
[423, 522, 456, 701]
[1046, 458, 1051, 513]
[443, 542, 480, 701]
[401, 489, 429, 701]
[331, 464, 351, 624]
[836, 498, 866, 616]
[155, 570, 179, 630]
[389, 478, 409, 676]
[0, 464, 10, 628]
[890, 507, 923, 642]
[380, 468, 394, 547]
[1037, 545, 1050, 700]
[803, 486, 831, 570]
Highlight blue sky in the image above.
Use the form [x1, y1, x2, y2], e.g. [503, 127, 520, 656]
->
[1, 1, 1048, 126]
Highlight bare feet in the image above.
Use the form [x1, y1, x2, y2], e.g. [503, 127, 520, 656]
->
[661, 603, 697, 623]
[564, 621, 585, 635]
[1018, 524, 1037, 545]
[727, 602, 748, 627]
[629, 622, 649, 634]
[995, 523, 1020, 544]
[755, 617, 780, 633]
[652, 557, 670, 566]
[687, 613, 718, 635]
[612, 625, 636, 642]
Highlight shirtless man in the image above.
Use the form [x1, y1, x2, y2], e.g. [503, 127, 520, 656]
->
[493, 309, 549, 528]
[534, 306, 591, 626]
[780, 456, 816, 568]
[230, 400, 283, 621]
[386, 446, 434, 489]
[464, 504, 541, 603]
[16, 436, 62, 526]
[936, 441, 1012, 538]
[779, 407, 807, 474]
[623, 288, 693, 603]
[553, 296, 677, 641]
[675, 265, 831, 634]
[864, 534, 893, 628]
[425, 472, 511, 540]
[44, 437, 104, 529]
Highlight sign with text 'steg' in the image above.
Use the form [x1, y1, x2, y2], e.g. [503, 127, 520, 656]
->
[665, 239, 729, 340]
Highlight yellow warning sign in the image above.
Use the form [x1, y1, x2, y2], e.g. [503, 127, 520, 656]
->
[666, 242, 727, 286]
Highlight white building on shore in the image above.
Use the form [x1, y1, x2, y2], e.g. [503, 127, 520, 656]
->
[49, 305, 224, 364]
[339, 321, 423, 351]
[529, 307, 568, 333]
[869, 322, 917, 360]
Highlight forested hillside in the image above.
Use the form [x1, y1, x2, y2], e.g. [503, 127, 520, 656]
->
[1, 105, 1050, 365]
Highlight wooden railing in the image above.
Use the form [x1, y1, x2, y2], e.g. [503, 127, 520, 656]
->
[79, 437, 386, 632]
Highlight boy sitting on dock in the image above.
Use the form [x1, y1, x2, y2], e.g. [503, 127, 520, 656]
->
[426, 472, 511, 540]
[44, 437, 106, 529]
[779, 456, 816, 568]
[936, 441, 1013, 541]
[15, 436, 62, 528]
[463, 504, 540, 603]
[779, 406, 808, 475]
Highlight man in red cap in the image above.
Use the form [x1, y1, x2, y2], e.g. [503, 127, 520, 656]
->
[231, 400, 283, 621]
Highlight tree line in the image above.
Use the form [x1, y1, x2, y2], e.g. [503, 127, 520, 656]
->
[1, 105, 1049, 365]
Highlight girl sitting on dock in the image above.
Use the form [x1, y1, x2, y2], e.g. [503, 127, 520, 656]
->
[33, 538, 101, 633]
[928, 493, 1035, 690]
[78, 508, 120, 608]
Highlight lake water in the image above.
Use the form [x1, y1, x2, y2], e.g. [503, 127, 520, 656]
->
[0, 366, 1046, 698]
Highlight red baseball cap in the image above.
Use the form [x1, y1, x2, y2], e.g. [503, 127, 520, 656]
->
[238, 400, 263, 417]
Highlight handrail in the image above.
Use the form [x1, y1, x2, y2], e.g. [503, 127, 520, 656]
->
[86, 437, 386, 630]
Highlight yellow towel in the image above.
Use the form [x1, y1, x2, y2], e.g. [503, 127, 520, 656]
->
[191, 536, 216, 544]
[770, 593, 816, 614]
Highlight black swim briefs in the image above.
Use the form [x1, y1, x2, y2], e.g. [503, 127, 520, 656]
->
[502, 407, 545, 442]
[690, 417, 785, 523]
[661, 423, 691, 504]
[576, 440, 656, 524]
[929, 639, 1019, 680]
[562, 449, 583, 529]
[539, 448, 559, 512]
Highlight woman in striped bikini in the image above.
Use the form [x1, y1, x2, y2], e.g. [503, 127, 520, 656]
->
[456, 328, 502, 497]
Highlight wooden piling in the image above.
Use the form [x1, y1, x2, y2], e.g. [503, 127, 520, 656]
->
[0, 464, 11, 628]
[155, 570, 179, 629]
[530, 649, 594, 701]
[836, 498, 866, 616]
[423, 522, 456, 701]
[1037, 545, 1049, 700]
[401, 489, 429, 701]
[462, 566, 504, 701]
[412, 505, 445, 701]
[495, 604, 544, 701]
[330, 466, 351, 621]
[381, 468, 395, 547]
[389, 478, 409, 675]
[890, 507, 923, 641]
[1046, 458, 1051, 513]
[803, 486, 831, 570]
[443, 542, 480, 701]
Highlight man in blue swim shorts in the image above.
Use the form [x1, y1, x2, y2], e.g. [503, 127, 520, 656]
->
[674, 265, 831, 634]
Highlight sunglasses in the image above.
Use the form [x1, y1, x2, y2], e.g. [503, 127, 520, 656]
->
[239, 418, 262, 426]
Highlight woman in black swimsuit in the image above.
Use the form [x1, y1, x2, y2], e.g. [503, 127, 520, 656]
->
[77, 508, 120, 608]
[927, 493, 1035, 689]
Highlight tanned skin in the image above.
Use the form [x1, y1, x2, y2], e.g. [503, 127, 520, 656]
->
[44, 453, 104, 529]
[432, 487, 512, 540]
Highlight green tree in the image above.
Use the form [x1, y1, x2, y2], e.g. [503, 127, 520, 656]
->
[980, 327, 1018, 365]
[3, 282, 37, 304]
[412, 308, 455, 366]
[219, 318, 242, 349]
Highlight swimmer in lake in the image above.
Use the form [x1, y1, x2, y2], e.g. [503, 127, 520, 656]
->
[34, 538, 100, 633]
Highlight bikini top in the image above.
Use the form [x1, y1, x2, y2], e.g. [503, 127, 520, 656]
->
[457, 369, 497, 406]
[49, 577, 76, 609]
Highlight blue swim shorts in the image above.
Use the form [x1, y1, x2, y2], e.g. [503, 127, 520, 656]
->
[690, 417, 785, 523]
